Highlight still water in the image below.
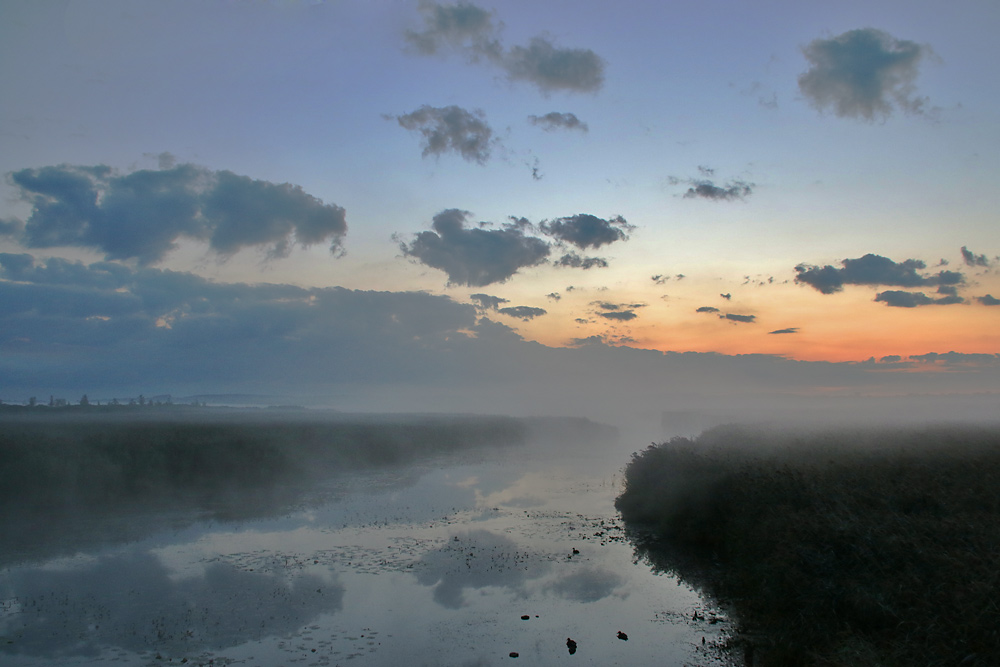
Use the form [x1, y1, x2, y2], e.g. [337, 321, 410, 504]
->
[0, 424, 733, 666]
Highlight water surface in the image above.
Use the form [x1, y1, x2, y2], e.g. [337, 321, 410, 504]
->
[1, 424, 733, 666]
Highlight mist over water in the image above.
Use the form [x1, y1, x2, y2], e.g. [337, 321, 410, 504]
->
[0, 410, 733, 666]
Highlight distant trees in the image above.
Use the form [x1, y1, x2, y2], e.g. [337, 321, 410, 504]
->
[9, 392, 195, 409]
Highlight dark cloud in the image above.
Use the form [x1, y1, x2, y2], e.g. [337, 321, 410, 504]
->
[874, 290, 965, 307]
[400, 209, 550, 286]
[528, 112, 588, 132]
[795, 254, 964, 294]
[5, 163, 347, 264]
[683, 179, 753, 201]
[594, 301, 644, 312]
[405, 2, 604, 94]
[798, 28, 933, 121]
[696, 306, 720, 313]
[0, 254, 478, 392]
[4, 253, 1000, 415]
[651, 275, 669, 285]
[977, 294, 1000, 306]
[720, 293, 731, 300]
[723, 313, 756, 323]
[471, 316, 524, 343]
[498, 305, 546, 321]
[591, 301, 644, 322]
[554, 253, 608, 270]
[961, 246, 990, 267]
[0, 217, 24, 236]
[598, 310, 638, 321]
[393, 105, 495, 164]
[469, 293, 509, 310]
[768, 328, 799, 334]
[540, 214, 633, 249]
[545, 292, 561, 301]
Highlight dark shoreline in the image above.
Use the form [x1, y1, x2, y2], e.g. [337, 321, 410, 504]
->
[616, 422, 1000, 666]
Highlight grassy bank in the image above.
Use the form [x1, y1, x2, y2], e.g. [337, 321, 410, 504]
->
[615, 423, 1000, 666]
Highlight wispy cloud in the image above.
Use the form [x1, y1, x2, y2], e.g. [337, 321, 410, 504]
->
[404, 1, 502, 58]
[592, 301, 645, 322]
[696, 305, 754, 323]
[498, 305, 546, 321]
[392, 105, 496, 164]
[683, 180, 754, 201]
[527, 112, 588, 133]
[961, 245, 991, 267]
[669, 169, 754, 201]
[554, 253, 608, 270]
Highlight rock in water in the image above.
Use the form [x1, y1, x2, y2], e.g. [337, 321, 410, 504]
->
[617, 630, 629, 641]
[566, 637, 578, 654]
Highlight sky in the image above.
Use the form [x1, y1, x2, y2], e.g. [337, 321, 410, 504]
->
[1, 0, 998, 418]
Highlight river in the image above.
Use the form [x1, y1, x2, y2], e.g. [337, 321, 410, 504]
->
[0, 419, 734, 666]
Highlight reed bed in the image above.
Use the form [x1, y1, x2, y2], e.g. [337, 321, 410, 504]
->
[616, 423, 1000, 666]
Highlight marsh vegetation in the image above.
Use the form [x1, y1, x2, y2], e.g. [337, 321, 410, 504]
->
[0, 410, 530, 565]
[616, 423, 1000, 666]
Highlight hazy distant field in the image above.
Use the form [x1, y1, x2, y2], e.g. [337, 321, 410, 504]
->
[617, 423, 1000, 667]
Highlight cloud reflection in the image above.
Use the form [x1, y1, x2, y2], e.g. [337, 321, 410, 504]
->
[545, 566, 627, 603]
[1, 550, 343, 659]
[413, 530, 549, 609]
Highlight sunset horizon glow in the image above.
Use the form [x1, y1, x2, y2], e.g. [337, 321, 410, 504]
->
[1, 0, 997, 415]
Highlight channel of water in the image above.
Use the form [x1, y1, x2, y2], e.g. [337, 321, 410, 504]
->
[0, 423, 734, 666]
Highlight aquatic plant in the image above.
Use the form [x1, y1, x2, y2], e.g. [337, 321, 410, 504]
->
[616, 423, 1000, 666]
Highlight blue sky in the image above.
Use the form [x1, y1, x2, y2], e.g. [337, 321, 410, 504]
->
[1, 0, 998, 415]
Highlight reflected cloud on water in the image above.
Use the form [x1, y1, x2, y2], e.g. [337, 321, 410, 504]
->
[414, 530, 550, 609]
[0, 549, 343, 660]
[545, 566, 627, 603]
[413, 529, 630, 610]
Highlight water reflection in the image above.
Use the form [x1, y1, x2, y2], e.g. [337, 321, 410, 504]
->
[414, 530, 550, 609]
[545, 566, 626, 603]
[0, 420, 736, 666]
[0, 550, 343, 660]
